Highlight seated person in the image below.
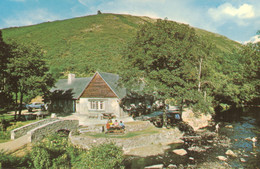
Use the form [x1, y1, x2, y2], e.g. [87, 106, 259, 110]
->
[119, 121, 125, 129]
[106, 121, 110, 130]
[114, 120, 120, 129]
[109, 120, 113, 126]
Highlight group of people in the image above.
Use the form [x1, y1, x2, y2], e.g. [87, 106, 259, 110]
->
[106, 119, 125, 130]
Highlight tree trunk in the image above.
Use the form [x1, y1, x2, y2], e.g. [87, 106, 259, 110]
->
[162, 100, 167, 128]
[198, 58, 202, 92]
[18, 92, 23, 118]
[14, 92, 18, 120]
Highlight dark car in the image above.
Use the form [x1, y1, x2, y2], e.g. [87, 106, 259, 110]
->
[137, 109, 181, 122]
[26, 102, 45, 112]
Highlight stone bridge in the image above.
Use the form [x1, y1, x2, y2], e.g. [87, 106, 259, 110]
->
[11, 118, 79, 143]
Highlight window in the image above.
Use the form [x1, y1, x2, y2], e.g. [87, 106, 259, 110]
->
[90, 100, 104, 110]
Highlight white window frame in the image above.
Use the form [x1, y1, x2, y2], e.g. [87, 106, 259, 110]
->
[89, 100, 105, 110]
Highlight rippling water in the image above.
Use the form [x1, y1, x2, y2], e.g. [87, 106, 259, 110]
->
[125, 107, 260, 168]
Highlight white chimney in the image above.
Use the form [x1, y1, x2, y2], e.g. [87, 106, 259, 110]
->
[68, 73, 75, 84]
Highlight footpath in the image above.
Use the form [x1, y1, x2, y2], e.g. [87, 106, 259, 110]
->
[0, 135, 29, 153]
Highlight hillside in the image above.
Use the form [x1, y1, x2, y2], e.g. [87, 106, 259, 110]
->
[1, 13, 241, 78]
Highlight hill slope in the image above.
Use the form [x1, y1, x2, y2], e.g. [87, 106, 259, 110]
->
[1, 13, 241, 78]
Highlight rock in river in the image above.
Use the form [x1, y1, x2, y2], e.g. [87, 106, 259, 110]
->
[240, 158, 246, 163]
[172, 149, 187, 156]
[217, 156, 227, 161]
[225, 150, 237, 157]
[144, 164, 164, 169]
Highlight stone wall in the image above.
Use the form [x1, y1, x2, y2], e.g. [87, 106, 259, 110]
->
[11, 118, 58, 140]
[28, 119, 79, 143]
[70, 127, 183, 151]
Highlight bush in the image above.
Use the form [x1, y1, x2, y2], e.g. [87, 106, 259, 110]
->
[30, 133, 72, 168]
[0, 134, 126, 169]
[31, 146, 51, 169]
[0, 150, 30, 168]
[73, 143, 125, 169]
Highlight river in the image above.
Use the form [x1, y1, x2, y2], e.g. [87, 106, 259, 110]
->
[124, 107, 260, 168]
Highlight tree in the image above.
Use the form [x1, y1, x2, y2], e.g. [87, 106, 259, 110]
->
[120, 19, 213, 122]
[212, 42, 259, 107]
[6, 42, 55, 117]
[0, 30, 13, 114]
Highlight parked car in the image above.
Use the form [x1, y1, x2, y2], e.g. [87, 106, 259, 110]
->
[136, 109, 181, 121]
[26, 102, 45, 112]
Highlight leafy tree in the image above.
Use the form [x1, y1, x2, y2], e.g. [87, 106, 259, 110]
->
[6, 42, 55, 117]
[120, 19, 213, 120]
[0, 30, 13, 114]
[212, 42, 259, 107]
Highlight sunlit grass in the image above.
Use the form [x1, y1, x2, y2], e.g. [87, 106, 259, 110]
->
[82, 126, 159, 138]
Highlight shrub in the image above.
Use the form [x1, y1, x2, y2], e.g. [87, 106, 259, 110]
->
[30, 146, 51, 169]
[73, 143, 125, 169]
[0, 150, 30, 168]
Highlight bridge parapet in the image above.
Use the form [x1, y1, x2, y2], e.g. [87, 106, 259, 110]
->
[11, 118, 58, 140]
[28, 119, 79, 143]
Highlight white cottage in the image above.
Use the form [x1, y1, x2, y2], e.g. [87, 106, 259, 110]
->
[50, 72, 128, 118]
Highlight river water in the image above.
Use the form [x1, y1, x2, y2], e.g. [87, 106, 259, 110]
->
[124, 107, 260, 168]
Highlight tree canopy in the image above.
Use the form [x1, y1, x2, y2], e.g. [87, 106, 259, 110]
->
[120, 20, 259, 115]
[0, 31, 13, 114]
[5, 42, 55, 116]
[120, 19, 214, 114]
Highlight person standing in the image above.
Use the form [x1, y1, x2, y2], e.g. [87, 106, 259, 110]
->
[215, 123, 220, 133]
[252, 137, 257, 148]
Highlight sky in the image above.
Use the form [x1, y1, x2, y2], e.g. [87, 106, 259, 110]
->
[0, 0, 259, 43]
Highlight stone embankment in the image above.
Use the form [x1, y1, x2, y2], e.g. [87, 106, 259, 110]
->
[70, 121, 184, 157]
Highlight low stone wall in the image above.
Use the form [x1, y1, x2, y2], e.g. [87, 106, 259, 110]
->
[11, 118, 58, 140]
[28, 119, 79, 143]
[70, 127, 183, 152]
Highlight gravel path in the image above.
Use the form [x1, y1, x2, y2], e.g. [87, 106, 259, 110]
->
[0, 135, 29, 153]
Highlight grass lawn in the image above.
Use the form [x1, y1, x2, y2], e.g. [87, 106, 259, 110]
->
[82, 126, 159, 139]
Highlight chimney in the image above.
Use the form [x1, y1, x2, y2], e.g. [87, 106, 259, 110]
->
[68, 73, 75, 84]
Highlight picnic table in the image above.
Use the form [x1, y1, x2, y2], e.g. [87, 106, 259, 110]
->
[106, 127, 125, 134]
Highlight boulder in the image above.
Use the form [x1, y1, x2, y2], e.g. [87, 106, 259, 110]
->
[217, 156, 227, 161]
[173, 149, 187, 156]
[144, 164, 164, 169]
[225, 150, 237, 157]
[240, 158, 246, 162]
[188, 146, 206, 152]
[189, 157, 195, 161]
[181, 109, 212, 131]
[225, 125, 233, 128]
[168, 164, 177, 168]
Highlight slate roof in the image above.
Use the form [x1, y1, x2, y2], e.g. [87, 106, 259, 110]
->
[50, 72, 127, 100]
[98, 72, 127, 99]
[50, 77, 92, 99]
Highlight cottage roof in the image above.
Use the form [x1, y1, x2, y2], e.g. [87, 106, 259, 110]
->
[51, 72, 126, 100]
[50, 77, 92, 99]
[98, 72, 127, 99]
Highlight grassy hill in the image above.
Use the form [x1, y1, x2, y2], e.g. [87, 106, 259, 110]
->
[1, 13, 241, 78]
